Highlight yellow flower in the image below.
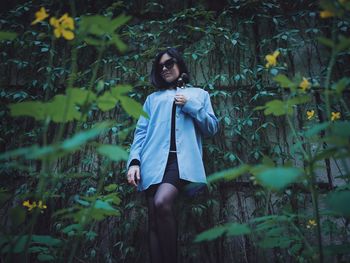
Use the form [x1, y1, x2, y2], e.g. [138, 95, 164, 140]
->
[320, 10, 334, 18]
[49, 17, 59, 27]
[38, 200, 47, 209]
[22, 200, 47, 212]
[306, 219, 317, 229]
[50, 13, 75, 40]
[23, 200, 35, 211]
[299, 77, 311, 92]
[265, 50, 280, 68]
[23, 200, 31, 208]
[331, 112, 341, 121]
[59, 13, 75, 30]
[31, 7, 49, 25]
[307, 110, 315, 120]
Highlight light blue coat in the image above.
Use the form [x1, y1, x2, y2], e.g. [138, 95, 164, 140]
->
[126, 85, 219, 191]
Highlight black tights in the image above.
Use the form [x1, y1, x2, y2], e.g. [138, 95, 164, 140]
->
[146, 183, 179, 263]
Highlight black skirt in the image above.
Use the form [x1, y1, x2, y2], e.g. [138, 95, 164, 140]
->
[145, 152, 188, 197]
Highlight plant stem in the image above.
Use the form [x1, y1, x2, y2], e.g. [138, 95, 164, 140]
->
[286, 114, 308, 160]
[265, 190, 271, 215]
[77, 46, 105, 128]
[308, 164, 324, 263]
[67, 160, 110, 263]
[52, 42, 79, 145]
[323, 21, 337, 120]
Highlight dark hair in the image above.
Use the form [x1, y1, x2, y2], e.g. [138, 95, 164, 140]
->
[150, 47, 190, 89]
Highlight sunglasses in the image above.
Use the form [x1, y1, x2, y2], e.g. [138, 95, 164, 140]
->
[158, 58, 177, 71]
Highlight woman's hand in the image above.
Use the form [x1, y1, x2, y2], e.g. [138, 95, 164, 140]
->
[127, 165, 140, 187]
[174, 94, 187, 105]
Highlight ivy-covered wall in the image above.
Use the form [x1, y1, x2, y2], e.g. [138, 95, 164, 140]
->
[1, 0, 350, 262]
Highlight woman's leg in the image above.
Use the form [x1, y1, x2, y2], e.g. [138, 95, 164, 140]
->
[146, 187, 162, 263]
[153, 183, 179, 263]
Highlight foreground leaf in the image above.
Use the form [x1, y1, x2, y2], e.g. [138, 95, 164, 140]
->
[255, 167, 303, 191]
[195, 222, 250, 242]
[207, 165, 250, 183]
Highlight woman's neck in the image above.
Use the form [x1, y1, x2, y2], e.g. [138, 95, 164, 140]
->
[166, 80, 178, 90]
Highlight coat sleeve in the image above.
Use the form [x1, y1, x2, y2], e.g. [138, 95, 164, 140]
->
[181, 90, 219, 137]
[126, 95, 151, 169]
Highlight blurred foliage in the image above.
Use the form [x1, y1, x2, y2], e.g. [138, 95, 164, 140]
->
[0, 0, 350, 262]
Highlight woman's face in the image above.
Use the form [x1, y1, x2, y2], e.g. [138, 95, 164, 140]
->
[158, 53, 180, 83]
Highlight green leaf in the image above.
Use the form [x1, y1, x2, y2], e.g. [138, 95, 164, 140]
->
[85, 200, 120, 220]
[317, 37, 334, 48]
[226, 223, 251, 236]
[287, 96, 310, 105]
[61, 224, 83, 234]
[336, 35, 350, 52]
[194, 225, 227, 242]
[12, 235, 29, 253]
[119, 96, 148, 119]
[273, 74, 296, 91]
[1, 123, 111, 161]
[83, 36, 103, 46]
[110, 85, 133, 98]
[259, 100, 289, 116]
[257, 96, 310, 116]
[9, 101, 46, 120]
[46, 95, 82, 122]
[333, 77, 350, 95]
[313, 148, 339, 162]
[79, 14, 130, 51]
[256, 167, 303, 191]
[304, 122, 330, 137]
[66, 88, 97, 105]
[27, 145, 56, 160]
[195, 222, 250, 242]
[111, 34, 128, 52]
[28, 246, 48, 253]
[97, 91, 118, 111]
[37, 253, 55, 261]
[94, 199, 116, 211]
[0, 235, 29, 253]
[104, 184, 118, 192]
[61, 122, 111, 152]
[330, 121, 350, 138]
[1, 235, 61, 254]
[327, 190, 350, 218]
[0, 145, 39, 160]
[0, 31, 17, 41]
[97, 144, 128, 162]
[31, 235, 62, 247]
[9, 89, 97, 123]
[207, 165, 250, 183]
[75, 198, 90, 206]
[110, 14, 132, 31]
[102, 193, 121, 205]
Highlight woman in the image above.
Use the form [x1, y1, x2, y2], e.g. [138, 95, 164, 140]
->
[126, 47, 218, 263]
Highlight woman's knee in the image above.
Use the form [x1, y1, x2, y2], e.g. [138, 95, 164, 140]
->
[154, 197, 172, 216]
